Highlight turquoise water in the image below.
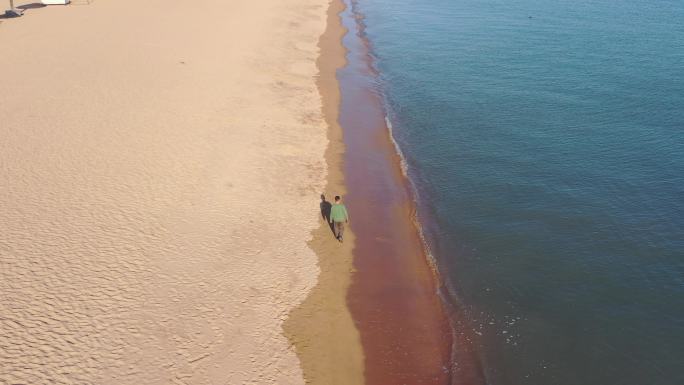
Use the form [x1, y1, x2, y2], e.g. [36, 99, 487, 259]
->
[352, 0, 684, 384]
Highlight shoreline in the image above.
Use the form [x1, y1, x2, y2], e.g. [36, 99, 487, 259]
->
[347, 3, 489, 384]
[286, 0, 454, 383]
[339, 0, 453, 383]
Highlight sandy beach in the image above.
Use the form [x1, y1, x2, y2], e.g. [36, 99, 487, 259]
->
[0, 1, 362, 384]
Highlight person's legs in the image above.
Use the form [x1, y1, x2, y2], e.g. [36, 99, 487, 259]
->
[332, 221, 346, 241]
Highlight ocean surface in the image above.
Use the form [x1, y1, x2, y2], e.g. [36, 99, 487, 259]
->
[352, 0, 684, 384]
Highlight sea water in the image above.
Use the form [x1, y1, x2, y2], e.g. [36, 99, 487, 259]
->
[352, 0, 684, 384]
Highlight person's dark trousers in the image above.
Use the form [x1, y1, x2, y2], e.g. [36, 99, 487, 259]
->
[333, 221, 345, 240]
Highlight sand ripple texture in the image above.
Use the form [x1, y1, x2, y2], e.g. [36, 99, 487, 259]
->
[0, 0, 327, 384]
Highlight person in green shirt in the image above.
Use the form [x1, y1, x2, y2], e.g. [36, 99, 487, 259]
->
[329, 195, 349, 242]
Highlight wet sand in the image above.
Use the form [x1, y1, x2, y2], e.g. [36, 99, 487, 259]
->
[0, 1, 337, 384]
[283, 0, 365, 384]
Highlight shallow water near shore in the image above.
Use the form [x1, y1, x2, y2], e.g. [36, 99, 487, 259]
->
[353, 0, 684, 384]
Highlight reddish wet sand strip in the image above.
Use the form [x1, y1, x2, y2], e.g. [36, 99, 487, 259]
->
[338, 1, 452, 383]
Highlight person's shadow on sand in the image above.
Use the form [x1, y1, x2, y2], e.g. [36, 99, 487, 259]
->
[320, 194, 335, 235]
[1, 3, 46, 19]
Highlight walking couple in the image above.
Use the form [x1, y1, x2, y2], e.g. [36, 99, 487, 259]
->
[328, 195, 349, 243]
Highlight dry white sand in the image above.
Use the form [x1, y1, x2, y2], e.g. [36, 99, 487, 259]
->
[0, 1, 330, 384]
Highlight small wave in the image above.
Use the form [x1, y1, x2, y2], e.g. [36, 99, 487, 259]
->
[384, 115, 410, 178]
